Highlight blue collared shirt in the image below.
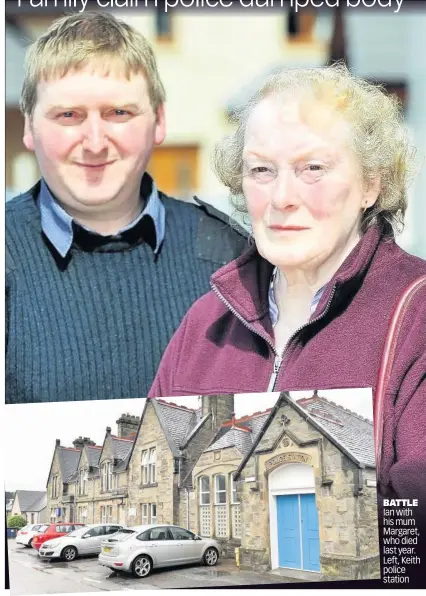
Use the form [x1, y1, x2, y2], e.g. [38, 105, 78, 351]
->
[268, 266, 326, 326]
[39, 176, 165, 258]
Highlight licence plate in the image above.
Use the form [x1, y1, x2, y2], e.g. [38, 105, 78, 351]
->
[103, 547, 112, 553]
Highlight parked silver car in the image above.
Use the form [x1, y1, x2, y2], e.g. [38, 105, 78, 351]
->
[16, 524, 49, 547]
[98, 524, 221, 577]
[38, 524, 124, 561]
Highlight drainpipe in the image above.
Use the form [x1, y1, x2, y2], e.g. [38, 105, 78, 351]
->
[177, 453, 190, 529]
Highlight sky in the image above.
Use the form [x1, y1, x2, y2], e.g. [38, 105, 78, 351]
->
[4, 388, 372, 491]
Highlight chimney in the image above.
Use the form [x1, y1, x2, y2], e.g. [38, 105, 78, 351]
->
[201, 395, 235, 430]
[106, 426, 111, 434]
[231, 412, 236, 427]
[116, 413, 141, 438]
[72, 436, 95, 449]
[55, 439, 60, 447]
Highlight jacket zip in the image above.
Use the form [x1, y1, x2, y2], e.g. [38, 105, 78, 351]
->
[211, 282, 337, 392]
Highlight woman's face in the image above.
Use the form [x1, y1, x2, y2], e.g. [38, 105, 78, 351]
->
[242, 96, 379, 275]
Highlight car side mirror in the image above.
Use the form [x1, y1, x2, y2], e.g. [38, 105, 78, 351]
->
[82, 534, 89, 539]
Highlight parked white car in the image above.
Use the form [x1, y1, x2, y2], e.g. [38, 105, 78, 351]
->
[16, 524, 49, 547]
[98, 524, 221, 578]
[38, 524, 124, 561]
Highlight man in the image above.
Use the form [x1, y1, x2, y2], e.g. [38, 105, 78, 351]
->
[6, 12, 247, 403]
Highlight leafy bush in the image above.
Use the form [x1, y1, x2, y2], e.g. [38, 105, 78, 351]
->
[7, 515, 27, 529]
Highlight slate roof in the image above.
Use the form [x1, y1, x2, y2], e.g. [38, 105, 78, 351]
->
[297, 396, 375, 467]
[86, 446, 102, 468]
[154, 400, 200, 452]
[205, 410, 271, 457]
[15, 490, 47, 512]
[58, 447, 82, 483]
[111, 436, 135, 461]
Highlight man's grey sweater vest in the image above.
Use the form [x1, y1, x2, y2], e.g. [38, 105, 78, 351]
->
[6, 186, 247, 403]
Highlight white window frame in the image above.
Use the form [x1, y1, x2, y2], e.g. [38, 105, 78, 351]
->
[150, 503, 157, 524]
[149, 448, 156, 484]
[52, 476, 59, 499]
[50, 508, 56, 523]
[230, 472, 239, 504]
[107, 505, 113, 523]
[141, 503, 148, 525]
[141, 450, 149, 485]
[199, 476, 210, 505]
[107, 462, 113, 491]
[214, 474, 227, 504]
[102, 462, 113, 491]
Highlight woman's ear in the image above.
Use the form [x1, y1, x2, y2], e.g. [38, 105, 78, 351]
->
[363, 174, 381, 210]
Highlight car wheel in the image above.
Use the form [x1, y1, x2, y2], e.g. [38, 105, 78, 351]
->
[203, 547, 219, 567]
[132, 555, 152, 578]
[62, 546, 78, 561]
[26, 539, 33, 548]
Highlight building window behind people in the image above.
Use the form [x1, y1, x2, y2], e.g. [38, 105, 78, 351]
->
[150, 503, 157, 524]
[155, 9, 172, 40]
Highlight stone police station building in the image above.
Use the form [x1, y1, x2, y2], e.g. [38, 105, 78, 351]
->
[46, 393, 380, 581]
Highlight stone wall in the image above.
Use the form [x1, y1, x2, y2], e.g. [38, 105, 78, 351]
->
[127, 401, 175, 527]
[47, 448, 62, 521]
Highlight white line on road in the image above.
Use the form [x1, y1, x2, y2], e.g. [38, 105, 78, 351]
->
[83, 578, 102, 583]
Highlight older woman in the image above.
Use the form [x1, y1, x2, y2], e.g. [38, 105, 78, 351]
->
[149, 65, 426, 497]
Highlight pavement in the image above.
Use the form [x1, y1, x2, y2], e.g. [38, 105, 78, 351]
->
[7, 539, 304, 593]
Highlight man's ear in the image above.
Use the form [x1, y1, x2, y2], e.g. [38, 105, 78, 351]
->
[23, 115, 35, 152]
[364, 174, 381, 209]
[154, 104, 166, 146]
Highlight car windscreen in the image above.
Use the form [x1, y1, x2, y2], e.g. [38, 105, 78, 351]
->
[38, 525, 49, 533]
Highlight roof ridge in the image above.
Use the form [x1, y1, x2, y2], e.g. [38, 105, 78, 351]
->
[156, 399, 197, 412]
[298, 396, 373, 425]
[60, 447, 81, 452]
[222, 408, 272, 427]
[111, 435, 135, 442]
[318, 396, 373, 425]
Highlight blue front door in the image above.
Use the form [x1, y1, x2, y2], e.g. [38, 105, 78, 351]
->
[300, 493, 320, 571]
[277, 494, 301, 569]
[276, 493, 320, 571]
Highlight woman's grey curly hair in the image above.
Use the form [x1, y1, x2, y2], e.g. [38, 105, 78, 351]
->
[213, 63, 416, 237]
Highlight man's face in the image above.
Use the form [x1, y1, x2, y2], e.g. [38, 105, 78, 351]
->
[24, 67, 166, 215]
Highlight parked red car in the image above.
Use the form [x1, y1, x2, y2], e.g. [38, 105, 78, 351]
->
[31, 523, 86, 550]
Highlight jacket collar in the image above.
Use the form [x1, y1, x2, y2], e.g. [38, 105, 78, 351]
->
[210, 224, 385, 334]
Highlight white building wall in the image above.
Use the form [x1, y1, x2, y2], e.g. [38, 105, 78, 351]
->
[346, 11, 426, 258]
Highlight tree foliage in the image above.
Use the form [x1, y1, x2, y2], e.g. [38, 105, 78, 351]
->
[7, 515, 27, 528]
